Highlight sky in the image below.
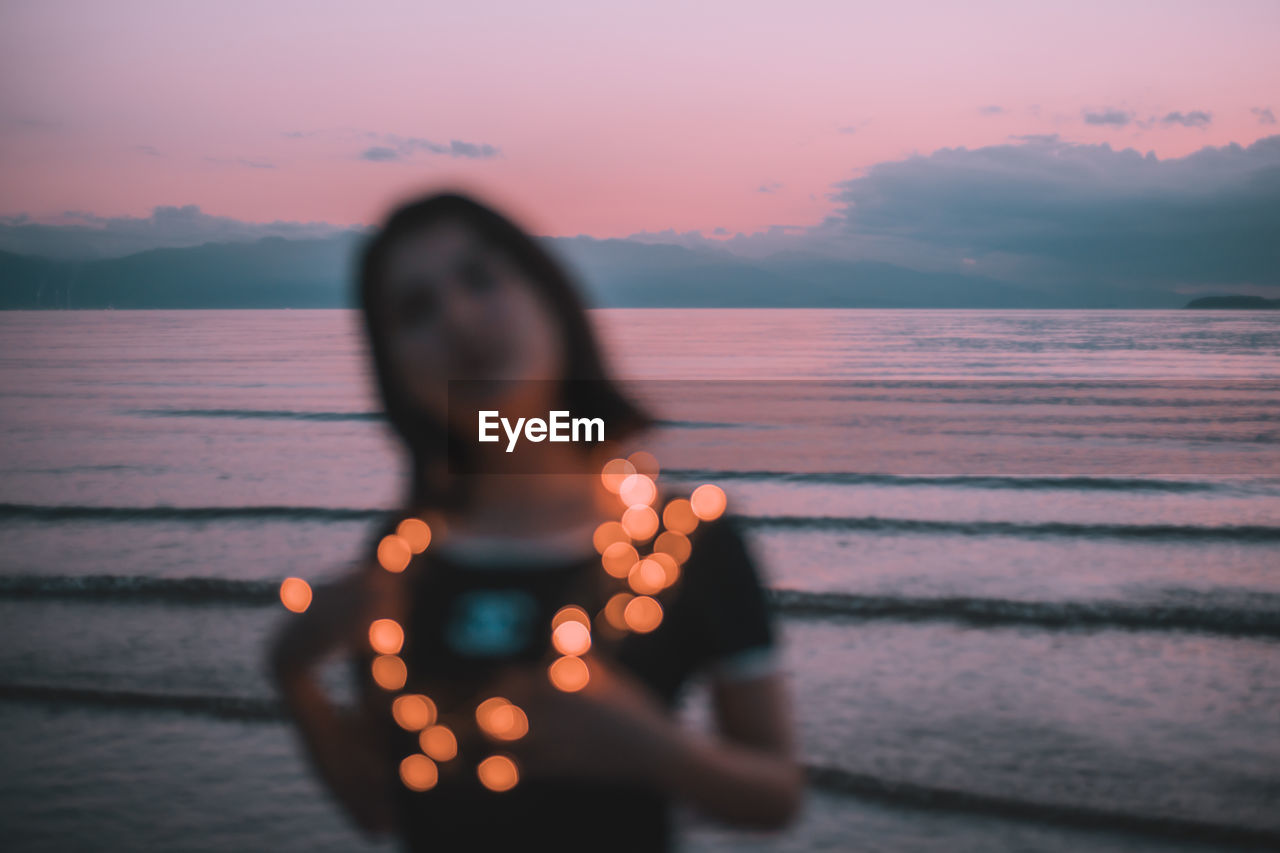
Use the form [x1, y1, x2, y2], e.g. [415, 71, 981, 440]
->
[2, 0, 1278, 244]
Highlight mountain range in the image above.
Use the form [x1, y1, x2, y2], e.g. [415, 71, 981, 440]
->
[0, 232, 1202, 309]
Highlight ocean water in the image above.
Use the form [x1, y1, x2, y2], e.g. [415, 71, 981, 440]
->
[1, 308, 1278, 852]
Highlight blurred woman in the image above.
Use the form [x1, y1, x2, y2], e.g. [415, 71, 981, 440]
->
[268, 191, 802, 851]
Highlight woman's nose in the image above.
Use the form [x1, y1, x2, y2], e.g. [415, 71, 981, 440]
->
[437, 277, 493, 340]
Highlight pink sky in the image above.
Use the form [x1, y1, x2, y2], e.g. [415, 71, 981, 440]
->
[1, 0, 1277, 238]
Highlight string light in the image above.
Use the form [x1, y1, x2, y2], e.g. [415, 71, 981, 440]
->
[477, 754, 520, 792]
[420, 724, 458, 761]
[548, 654, 590, 692]
[368, 618, 405, 655]
[392, 694, 437, 731]
[400, 754, 439, 791]
[280, 451, 727, 794]
[278, 577, 312, 613]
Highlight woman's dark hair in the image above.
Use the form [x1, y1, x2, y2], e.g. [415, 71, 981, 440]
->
[356, 190, 653, 513]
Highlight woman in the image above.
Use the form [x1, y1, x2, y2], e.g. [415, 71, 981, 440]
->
[268, 190, 803, 850]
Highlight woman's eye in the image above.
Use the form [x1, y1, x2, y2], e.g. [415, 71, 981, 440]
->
[399, 290, 438, 324]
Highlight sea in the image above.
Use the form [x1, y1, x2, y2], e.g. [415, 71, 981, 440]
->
[1, 308, 1278, 852]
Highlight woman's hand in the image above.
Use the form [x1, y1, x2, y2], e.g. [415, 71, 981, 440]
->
[484, 655, 684, 788]
[268, 567, 397, 837]
[483, 654, 804, 829]
[278, 673, 396, 836]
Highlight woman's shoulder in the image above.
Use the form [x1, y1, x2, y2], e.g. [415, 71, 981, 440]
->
[646, 485, 779, 679]
[654, 484, 749, 560]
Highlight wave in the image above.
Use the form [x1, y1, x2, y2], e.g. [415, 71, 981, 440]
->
[0, 503, 384, 522]
[825, 391, 1280, 409]
[4, 574, 1277, 638]
[130, 408, 384, 422]
[770, 589, 1280, 638]
[0, 683, 282, 721]
[5, 502, 1278, 542]
[661, 469, 1244, 493]
[806, 764, 1280, 848]
[0, 574, 279, 604]
[654, 419, 764, 430]
[741, 515, 1280, 542]
[0, 682, 1274, 847]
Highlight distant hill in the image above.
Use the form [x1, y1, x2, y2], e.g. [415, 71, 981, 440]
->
[0, 232, 1179, 309]
[1184, 295, 1280, 309]
[0, 235, 364, 309]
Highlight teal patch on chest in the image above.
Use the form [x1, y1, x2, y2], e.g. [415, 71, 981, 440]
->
[445, 589, 538, 656]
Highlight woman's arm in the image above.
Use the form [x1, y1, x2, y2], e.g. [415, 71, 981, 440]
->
[657, 669, 804, 827]
[267, 568, 394, 836]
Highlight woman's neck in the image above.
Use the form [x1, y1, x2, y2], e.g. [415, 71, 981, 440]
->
[426, 445, 619, 539]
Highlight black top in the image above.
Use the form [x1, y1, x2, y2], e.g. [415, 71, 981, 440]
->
[354, 502, 776, 852]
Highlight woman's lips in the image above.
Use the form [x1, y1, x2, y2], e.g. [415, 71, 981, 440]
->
[452, 343, 511, 377]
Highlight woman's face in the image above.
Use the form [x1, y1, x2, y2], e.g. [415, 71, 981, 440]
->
[378, 221, 566, 424]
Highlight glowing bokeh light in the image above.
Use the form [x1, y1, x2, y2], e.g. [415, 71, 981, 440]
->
[624, 595, 663, 633]
[392, 694, 437, 731]
[476, 696, 509, 731]
[420, 725, 458, 761]
[661, 498, 698, 535]
[372, 654, 408, 690]
[603, 592, 633, 630]
[552, 605, 591, 630]
[627, 450, 659, 478]
[619, 473, 657, 507]
[628, 558, 666, 595]
[477, 755, 520, 792]
[592, 520, 629, 554]
[549, 655, 590, 692]
[377, 534, 413, 572]
[648, 551, 680, 587]
[690, 484, 726, 521]
[654, 530, 691, 564]
[621, 504, 659, 540]
[368, 618, 405, 655]
[279, 577, 312, 613]
[601, 541, 639, 578]
[396, 518, 432, 553]
[552, 620, 592, 656]
[399, 754, 438, 791]
[477, 698, 528, 741]
[600, 458, 637, 493]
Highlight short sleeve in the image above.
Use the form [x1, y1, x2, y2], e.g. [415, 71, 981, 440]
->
[683, 515, 778, 680]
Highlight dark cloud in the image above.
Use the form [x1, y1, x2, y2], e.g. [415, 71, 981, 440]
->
[1160, 110, 1212, 127]
[359, 146, 401, 162]
[822, 134, 1280, 292]
[358, 133, 500, 162]
[1253, 107, 1277, 125]
[978, 105, 1004, 116]
[284, 128, 501, 162]
[446, 139, 499, 158]
[1083, 108, 1132, 126]
[136, 145, 162, 156]
[757, 182, 782, 194]
[0, 204, 357, 260]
